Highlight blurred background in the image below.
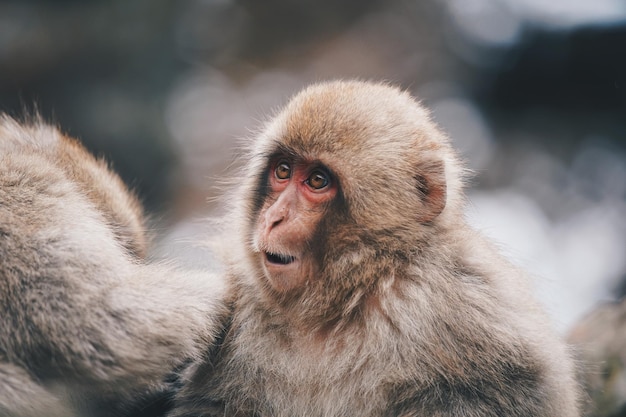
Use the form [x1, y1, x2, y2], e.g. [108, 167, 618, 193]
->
[1, 1, 625, 413]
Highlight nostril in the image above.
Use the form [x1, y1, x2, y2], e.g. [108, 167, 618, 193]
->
[270, 216, 284, 229]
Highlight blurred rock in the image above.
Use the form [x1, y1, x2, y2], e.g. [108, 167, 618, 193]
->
[569, 298, 626, 417]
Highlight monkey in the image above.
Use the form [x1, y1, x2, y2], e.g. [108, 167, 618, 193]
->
[0, 115, 228, 417]
[169, 80, 582, 417]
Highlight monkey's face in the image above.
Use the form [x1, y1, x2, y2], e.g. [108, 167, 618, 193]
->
[245, 81, 454, 298]
[252, 156, 337, 292]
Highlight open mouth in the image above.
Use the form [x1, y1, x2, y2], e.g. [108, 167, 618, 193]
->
[265, 252, 296, 265]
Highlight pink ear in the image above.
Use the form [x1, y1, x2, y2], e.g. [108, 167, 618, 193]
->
[414, 159, 447, 223]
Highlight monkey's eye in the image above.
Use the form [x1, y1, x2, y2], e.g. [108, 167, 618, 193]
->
[274, 161, 291, 180]
[306, 170, 330, 190]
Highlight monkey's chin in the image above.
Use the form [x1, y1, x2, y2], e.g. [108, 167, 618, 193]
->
[262, 252, 302, 292]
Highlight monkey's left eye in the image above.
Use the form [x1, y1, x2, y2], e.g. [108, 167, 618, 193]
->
[306, 170, 330, 190]
[275, 162, 291, 180]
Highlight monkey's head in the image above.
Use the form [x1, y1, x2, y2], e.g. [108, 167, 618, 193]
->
[239, 81, 465, 311]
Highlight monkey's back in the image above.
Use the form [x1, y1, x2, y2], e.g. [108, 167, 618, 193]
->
[0, 116, 230, 417]
[0, 119, 140, 380]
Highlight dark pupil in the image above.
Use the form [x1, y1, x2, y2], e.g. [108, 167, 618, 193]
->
[309, 172, 328, 189]
[276, 163, 290, 179]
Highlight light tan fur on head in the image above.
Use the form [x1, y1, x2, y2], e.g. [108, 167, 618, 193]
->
[254, 81, 465, 231]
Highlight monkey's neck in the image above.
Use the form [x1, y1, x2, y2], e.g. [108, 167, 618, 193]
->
[243, 251, 410, 341]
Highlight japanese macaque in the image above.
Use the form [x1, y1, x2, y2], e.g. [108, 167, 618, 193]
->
[170, 81, 581, 417]
[0, 116, 227, 417]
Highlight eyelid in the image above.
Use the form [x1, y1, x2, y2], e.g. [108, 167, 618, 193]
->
[309, 165, 330, 178]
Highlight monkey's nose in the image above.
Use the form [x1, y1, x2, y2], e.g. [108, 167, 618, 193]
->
[264, 188, 297, 231]
[265, 204, 287, 231]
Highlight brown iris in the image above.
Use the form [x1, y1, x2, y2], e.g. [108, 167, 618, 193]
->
[275, 161, 291, 180]
[307, 170, 329, 190]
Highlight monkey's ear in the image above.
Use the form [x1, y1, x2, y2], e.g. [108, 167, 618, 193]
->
[414, 160, 447, 223]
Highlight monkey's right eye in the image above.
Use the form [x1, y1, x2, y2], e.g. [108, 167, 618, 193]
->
[275, 162, 291, 180]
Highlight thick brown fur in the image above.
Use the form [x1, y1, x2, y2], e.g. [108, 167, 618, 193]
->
[0, 115, 228, 417]
[170, 81, 581, 416]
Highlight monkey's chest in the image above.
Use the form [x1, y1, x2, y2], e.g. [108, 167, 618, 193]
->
[223, 336, 393, 417]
